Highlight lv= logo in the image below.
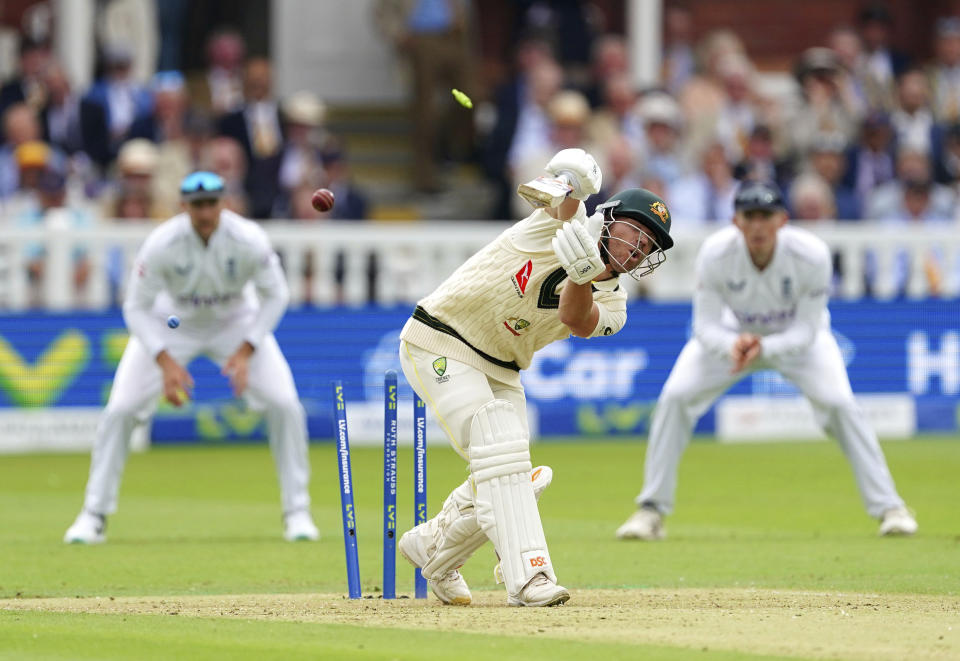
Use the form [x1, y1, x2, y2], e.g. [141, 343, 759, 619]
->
[0, 330, 90, 406]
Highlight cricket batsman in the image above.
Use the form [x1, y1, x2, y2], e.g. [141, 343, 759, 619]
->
[616, 180, 917, 541]
[396, 149, 675, 606]
[64, 171, 318, 544]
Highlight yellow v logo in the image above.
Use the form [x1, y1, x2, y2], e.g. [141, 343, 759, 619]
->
[0, 330, 90, 406]
[221, 404, 264, 436]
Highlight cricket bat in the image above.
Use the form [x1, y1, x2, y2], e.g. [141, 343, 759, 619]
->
[517, 173, 574, 209]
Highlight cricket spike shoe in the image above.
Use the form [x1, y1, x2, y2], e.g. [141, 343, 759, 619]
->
[507, 573, 570, 607]
[64, 510, 107, 544]
[615, 504, 665, 540]
[878, 506, 918, 536]
[283, 510, 320, 541]
[398, 525, 472, 605]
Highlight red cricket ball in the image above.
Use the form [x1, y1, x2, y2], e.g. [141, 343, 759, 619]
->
[311, 188, 335, 213]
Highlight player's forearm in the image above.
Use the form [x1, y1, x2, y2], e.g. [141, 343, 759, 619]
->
[759, 322, 817, 358]
[692, 290, 738, 357]
[558, 281, 599, 337]
[122, 303, 167, 358]
[244, 293, 288, 348]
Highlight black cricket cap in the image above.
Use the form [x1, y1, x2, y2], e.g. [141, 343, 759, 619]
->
[734, 180, 785, 212]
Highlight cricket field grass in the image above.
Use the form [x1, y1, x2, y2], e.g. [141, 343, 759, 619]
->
[1, 437, 958, 660]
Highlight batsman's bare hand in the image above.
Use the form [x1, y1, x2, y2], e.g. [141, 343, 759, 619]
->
[157, 351, 194, 407]
[731, 333, 761, 373]
[223, 341, 255, 397]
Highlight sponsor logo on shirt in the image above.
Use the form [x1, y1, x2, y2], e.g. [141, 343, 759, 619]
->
[726, 279, 746, 291]
[173, 262, 193, 276]
[511, 260, 533, 297]
[503, 318, 530, 336]
[175, 292, 241, 307]
[732, 305, 797, 327]
[781, 277, 792, 299]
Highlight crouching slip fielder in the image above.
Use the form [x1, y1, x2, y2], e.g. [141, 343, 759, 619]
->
[65, 172, 318, 544]
[616, 180, 917, 542]
[397, 148, 675, 606]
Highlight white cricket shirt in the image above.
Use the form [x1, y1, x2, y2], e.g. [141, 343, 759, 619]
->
[401, 205, 627, 385]
[693, 225, 832, 359]
[123, 209, 289, 357]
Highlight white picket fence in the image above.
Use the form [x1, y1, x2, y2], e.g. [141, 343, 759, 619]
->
[1, 219, 960, 309]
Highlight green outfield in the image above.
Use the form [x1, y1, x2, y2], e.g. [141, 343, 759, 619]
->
[1, 437, 958, 660]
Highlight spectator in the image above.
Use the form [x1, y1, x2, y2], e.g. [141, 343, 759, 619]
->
[84, 43, 154, 150]
[505, 59, 564, 182]
[40, 62, 111, 173]
[321, 143, 369, 221]
[733, 124, 794, 191]
[927, 17, 960, 123]
[99, 138, 167, 219]
[866, 176, 955, 298]
[668, 141, 737, 224]
[789, 172, 837, 221]
[713, 53, 763, 162]
[891, 69, 939, 157]
[218, 57, 283, 218]
[806, 131, 861, 219]
[583, 34, 630, 108]
[0, 103, 42, 198]
[934, 121, 960, 184]
[199, 135, 249, 215]
[857, 3, 910, 104]
[865, 148, 955, 221]
[480, 36, 554, 219]
[588, 72, 643, 156]
[679, 29, 746, 130]
[790, 47, 859, 155]
[851, 111, 897, 202]
[277, 91, 327, 216]
[511, 89, 597, 218]
[186, 28, 247, 117]
[635, 92, 687, 185]
[15, 164, 92, 307]
[662, 4, 696, 96]
[4, 140, 53, 217]
[828, 26, 872, 118]
[374, 0, 474, 193]
[590, 135, 641, 214]
[129, 71, 195, 216]
[0, 37, 51, 121]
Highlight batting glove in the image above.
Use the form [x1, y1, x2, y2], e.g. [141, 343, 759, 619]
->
[552, 218, 605, 285]
[544, 148, 602, 201]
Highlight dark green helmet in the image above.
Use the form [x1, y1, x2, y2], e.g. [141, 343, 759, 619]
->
[596, 188, 674, 250]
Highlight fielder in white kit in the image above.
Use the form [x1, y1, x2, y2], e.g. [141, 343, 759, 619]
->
[65, 171, 318, 544]
[396, 149, 676, 606]
[616, 180, 917, 541]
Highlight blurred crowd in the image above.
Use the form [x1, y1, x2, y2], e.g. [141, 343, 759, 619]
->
[0, 27, 369, 306]
[0, 28, 368, 227]
[470, 2, 960, 297]
[478, 3, 960, 230]
[3, 1, 960, 304]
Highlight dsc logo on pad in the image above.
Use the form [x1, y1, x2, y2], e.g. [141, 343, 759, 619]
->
[528, 556, 548, 568]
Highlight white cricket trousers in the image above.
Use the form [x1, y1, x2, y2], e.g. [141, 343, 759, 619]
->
[638, 330, 905, 518]
[398, 340, 528, 458]
[83, 320, 310, 516]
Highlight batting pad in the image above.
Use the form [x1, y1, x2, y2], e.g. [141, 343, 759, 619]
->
[420, 480, 488, 580]
[469, 400, 555, 595]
